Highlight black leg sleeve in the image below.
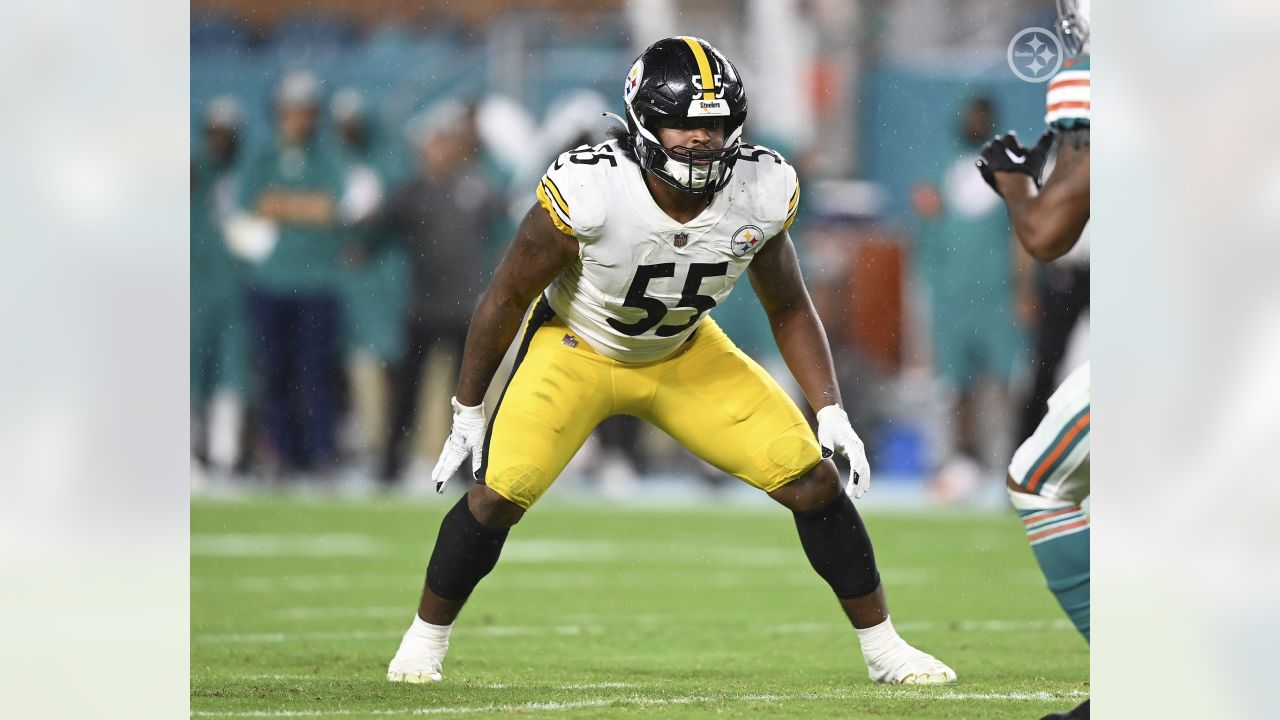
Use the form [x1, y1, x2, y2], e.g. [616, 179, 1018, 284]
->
[793, 493, 881, 599]
[425, 494, 510, 600]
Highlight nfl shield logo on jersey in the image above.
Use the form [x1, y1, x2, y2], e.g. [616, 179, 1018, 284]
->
[730, 225, 764, 257]
[673, 232, 689, 248]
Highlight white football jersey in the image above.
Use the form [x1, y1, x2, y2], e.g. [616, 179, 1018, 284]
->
[535, 139, 799, 363]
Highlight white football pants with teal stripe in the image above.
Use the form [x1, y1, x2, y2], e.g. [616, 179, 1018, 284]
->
[1008, 363, 1090, 642]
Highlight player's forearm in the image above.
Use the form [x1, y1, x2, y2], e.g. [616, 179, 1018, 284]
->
[768, 303, 843, 413]
[453, 290, 533, 407]
[997, 175, 1085, 262]
[256, 191, 336, 226]
[292, 194, 336, 225]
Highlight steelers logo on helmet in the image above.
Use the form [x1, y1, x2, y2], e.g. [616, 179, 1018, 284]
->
[621, 36, 748, 198]
[623, 59, 644, 104]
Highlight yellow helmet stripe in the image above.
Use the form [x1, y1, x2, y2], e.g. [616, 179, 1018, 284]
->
[681, 36, 717, 100]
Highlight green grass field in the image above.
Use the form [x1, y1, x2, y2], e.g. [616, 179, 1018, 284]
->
[191, 494, 1088, 718]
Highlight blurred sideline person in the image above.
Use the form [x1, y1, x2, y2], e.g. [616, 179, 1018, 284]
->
[191, 97, 249, 475]
[239, 71, 348, 475]
[911, 96, 1027, 502]
[975, 2, 1091, 718]
[388, 37, 956, 686]
[330, 88, 412, 467]
[379, 102, 501, 484]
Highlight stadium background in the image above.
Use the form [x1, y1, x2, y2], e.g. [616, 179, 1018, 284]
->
[191, 0, 1080, 502]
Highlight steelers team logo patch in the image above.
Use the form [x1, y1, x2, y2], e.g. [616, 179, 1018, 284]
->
[730, 224, 764, 257]
[624, 59, 644, 103]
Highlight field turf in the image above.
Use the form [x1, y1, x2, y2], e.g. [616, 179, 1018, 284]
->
[191, 493, 1088, 718]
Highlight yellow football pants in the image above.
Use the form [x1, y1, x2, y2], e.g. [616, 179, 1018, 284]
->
[478, 299, 822, 509]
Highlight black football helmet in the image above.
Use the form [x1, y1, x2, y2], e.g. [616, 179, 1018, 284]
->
[1055, 0, 1090, 57]
[621, 37, 748, 197]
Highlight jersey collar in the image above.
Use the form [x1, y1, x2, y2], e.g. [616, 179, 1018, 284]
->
[620, 154, 732, 231]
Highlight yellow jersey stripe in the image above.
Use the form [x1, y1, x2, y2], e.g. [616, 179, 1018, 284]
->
[540, 179, 571, 225]
[681, 36, 717, 100]
[535, 183, 575, 237]
[784, 181, 799, 230]
[541, 175, 571, 217]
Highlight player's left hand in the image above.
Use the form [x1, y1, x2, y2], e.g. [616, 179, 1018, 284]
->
[816, 404, 872, 500]
[975, 130, 1055, 196]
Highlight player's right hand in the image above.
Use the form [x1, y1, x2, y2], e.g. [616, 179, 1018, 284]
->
[975, 130, 1055, 196]
[431, 397, 487, 493]
[816, 404, 872, 500]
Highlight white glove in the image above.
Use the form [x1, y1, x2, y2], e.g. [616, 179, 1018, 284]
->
[431, 397, 487, 493]
[816, 404, 872, 500]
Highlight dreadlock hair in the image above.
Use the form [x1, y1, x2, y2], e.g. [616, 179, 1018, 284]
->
[606, 125, 639, 164]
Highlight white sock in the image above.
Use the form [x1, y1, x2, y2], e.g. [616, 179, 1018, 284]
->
[854, 616, 902, 658]
[406, 615, 452, 655]
[207, 389, 243, 471]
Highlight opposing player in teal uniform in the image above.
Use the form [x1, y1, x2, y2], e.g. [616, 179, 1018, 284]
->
[976, 2, 1091, 718]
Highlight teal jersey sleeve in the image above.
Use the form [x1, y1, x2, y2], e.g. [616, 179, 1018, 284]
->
[1046, 55, 1090, 130]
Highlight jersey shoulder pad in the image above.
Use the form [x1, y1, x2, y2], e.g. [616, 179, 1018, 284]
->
[1046, 55, 1090, 130]
[536, 142, 614, 240]
[735, 143, 800, 234]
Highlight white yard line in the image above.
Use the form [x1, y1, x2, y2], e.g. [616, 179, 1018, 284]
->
[758, 618, 1075, 635]
[195, 618, 1072, 644]
[191, 534, 389, 557]
[231, 678, 642, 690]
[272, 606, 409, 621]
[193, 566, 936, 594]
[191, 688, 1089, 717]
[194, 572, 817, 593]
[480, 682, 640, 690]
[195, 630, 396, 644]
[895, 619, 1077, 633]
[191, 537, 837, 566]
[192, 575, 405, 594]
[921, 690, 1089, 701]
[196, 626, 605, 644]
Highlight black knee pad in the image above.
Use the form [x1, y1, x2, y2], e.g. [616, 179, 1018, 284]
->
[792, 493, 881, 599]
[426, 494, 510, 600]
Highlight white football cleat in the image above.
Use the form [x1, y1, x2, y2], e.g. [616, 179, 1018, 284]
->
[864, 643, 957, 684]
[386, 627, 447, 683]
[387, 653, 444, 684]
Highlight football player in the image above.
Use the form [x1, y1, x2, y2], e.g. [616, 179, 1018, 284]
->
[387, 36, 956, 686]
[975, 2, 1090, 718]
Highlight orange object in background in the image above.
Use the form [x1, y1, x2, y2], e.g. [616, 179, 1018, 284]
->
[843, 233, 906, 375]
